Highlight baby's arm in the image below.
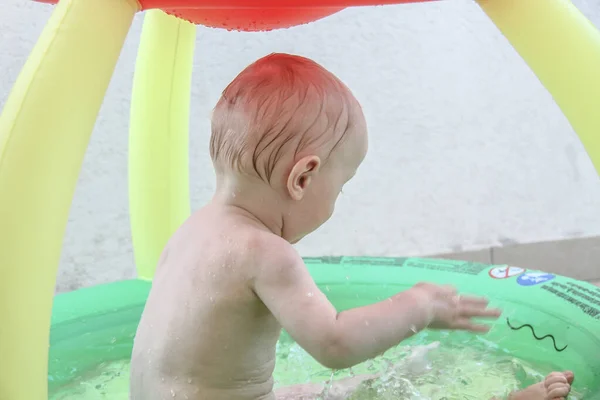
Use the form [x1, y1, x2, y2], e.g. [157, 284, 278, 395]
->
[253, 240, 435, 369]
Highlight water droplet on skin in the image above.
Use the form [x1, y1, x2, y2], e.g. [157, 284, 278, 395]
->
[110, 337, 117, 344]
[410, 325, 418, 333]
[187, 378, 193, 384]
[325, 285, 330, 292]
[161, 377, 165, 382]
[307, 292, 314, 297]
[171, 388, 176, 397]
[209, 296, 214, 302]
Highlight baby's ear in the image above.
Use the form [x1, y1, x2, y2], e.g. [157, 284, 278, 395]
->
[287, 155, 321, 201]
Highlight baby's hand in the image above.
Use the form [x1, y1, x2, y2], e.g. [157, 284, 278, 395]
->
[413, 282, 502, 333]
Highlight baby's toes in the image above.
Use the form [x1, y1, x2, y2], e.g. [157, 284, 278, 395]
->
[546, 382, 571, 399]
[544, 372, 567, 388]
[563, 371, 575, 384]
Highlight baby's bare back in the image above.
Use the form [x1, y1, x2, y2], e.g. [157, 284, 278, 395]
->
[130, 206, 282, 400]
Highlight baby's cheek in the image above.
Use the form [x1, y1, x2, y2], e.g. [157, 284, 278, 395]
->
[322, 186, 339, 219]
[326, 198, 337, 219]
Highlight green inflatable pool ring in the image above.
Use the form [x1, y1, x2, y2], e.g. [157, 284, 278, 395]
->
[49, 257, 600, 398]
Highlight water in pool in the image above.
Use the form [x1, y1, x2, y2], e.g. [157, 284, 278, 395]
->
[49, 331, 585, 400]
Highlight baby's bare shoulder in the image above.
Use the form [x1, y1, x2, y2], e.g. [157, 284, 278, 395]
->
[239, 228, 297, 268]
[213, 223, 298, 283]
[185, 207, 300, 279]
[242, 231, 307, 286]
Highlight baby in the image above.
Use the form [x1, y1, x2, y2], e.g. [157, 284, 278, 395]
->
[130, 53, 573, 400]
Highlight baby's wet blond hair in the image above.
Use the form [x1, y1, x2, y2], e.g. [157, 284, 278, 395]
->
[210, 53, 363, 183]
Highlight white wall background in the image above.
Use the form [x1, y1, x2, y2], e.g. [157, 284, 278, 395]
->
[1, 0, 599, 291]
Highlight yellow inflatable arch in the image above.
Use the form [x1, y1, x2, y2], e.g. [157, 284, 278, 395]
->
[0, 0, 598, 399]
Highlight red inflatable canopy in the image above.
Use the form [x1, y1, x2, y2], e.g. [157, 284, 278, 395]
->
[35, 0, 435, 31]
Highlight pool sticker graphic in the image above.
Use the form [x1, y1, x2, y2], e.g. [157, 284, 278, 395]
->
[488, 266, 526, 279]
[517, 272, 556, 286]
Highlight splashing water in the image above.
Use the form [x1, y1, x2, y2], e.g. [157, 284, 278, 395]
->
[49, 332, 586, 400]
[273, 331, 587, 400]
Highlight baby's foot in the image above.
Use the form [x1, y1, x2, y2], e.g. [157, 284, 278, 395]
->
[508, 371, 574, 400]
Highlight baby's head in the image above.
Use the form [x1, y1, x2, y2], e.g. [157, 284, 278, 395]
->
[211, 53, 367, 242]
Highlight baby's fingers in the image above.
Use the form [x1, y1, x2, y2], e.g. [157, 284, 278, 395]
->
[460, 306, 502, 319]
[457, 295, 490, 307]
[452, 318, 493, 333]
